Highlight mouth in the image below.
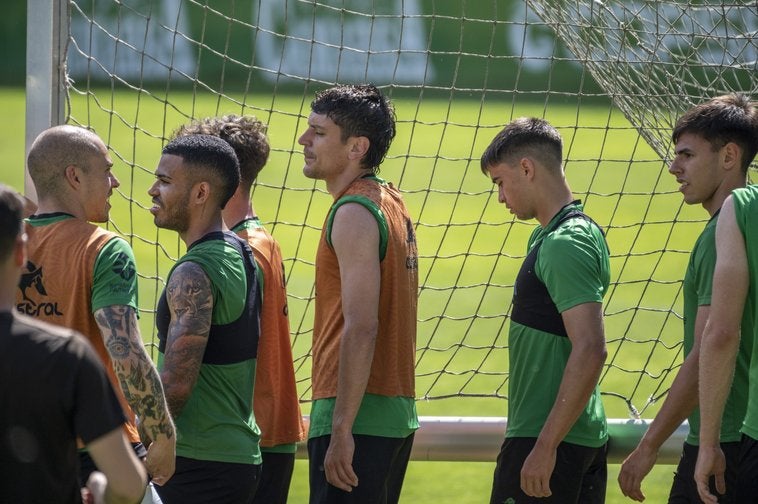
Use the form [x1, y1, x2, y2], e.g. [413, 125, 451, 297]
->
[149, 200, 161, 214]
[677, 179, 688, 191]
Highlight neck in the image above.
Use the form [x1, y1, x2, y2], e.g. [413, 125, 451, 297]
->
[535, 185, 575, 228]
[703, 173, 748, 217]
[222, 192, 255, 229]
[326, 167, 372, 198]
[35, 196, 84, 220]
[180, 214, 225, 247]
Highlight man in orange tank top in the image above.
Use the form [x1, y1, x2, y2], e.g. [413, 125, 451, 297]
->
[20, 125, 176, 489]
[298, 84, 419, 504]
[1, 184, 147, 504]
[171, 115, 306, 504]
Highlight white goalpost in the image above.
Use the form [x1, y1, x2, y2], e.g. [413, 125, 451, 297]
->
[24, 0, 758, 464]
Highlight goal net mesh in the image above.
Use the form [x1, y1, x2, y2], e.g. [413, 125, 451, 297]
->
[60, 0, 758, 421]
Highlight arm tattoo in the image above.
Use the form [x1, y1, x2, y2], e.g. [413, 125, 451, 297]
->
[161, 261, 213, 417]
[95, 305, 175, 441]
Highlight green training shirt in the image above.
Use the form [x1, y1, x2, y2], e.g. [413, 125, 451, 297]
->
[158, 235, 262, 464]
[506, 202, 610, 448]
[731, 186, 758, 439]
[683, 212, 750, 445]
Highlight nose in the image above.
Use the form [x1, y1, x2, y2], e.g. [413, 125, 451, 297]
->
[298, 129, 310, 146]
[147, 181, 158, 197]
[111, 172, 121, 188]
[498, 186, 507, 204]
[668, 158, 679, 175]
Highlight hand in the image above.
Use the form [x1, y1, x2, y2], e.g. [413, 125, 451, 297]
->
[324, 431, 359, 492]
[83, 471, 108, 504]
[520, 441, 556, 498]
[618, 444, 657, 501]
[144, 435, 176, 486]
[695, 444, 726, 504]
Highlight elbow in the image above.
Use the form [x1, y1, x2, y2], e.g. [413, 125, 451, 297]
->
[343, 319, 379, 344]
[593, 344, 608, 369]
[575, 339, 607, 369]
[161, 375, 193, 414]
[704, 326, 740, 350]
[103, 468, 147, 504]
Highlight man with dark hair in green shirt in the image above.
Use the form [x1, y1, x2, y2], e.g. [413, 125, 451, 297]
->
[481, 117, 610, 504]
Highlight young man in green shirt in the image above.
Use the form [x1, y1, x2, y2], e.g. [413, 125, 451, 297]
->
[481, 117, 610, 503]
[619, 94, 757, 503]
[695, 97, 758, 503]
[149, 134, 263, 503]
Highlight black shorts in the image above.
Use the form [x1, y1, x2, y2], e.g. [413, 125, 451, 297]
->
[737, 434, 758, 501]
[252, 450, 296, 504]
[308, 433, 414, 504]
[669, 440, 740, 503]
[153, 456, 261, 504]
[489, 437, 607, 504]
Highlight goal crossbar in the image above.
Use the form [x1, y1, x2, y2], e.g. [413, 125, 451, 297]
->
[295, 417, 686, 464]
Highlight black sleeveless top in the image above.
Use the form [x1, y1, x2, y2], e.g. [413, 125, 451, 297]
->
[156, 231, 261, 364]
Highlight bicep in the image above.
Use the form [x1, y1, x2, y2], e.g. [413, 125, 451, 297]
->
[710, 198, 749, 332]
[561, 302, 605, 351]
[163, 261, 213, 370]
[331, 204, 381, 326]
[539, 231, 608, 311]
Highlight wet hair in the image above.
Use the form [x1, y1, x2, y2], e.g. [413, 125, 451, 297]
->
[162, 134, 241, 209]
[480, 117, 563, 174]
[672, 93, 758, 172]
[0, 184, 25, 261]
[310, 84, 396, 172]
[172, 115, 269, 191]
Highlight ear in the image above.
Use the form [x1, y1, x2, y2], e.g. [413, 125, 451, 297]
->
[347, 136, 370, 162]
[192, 181, 211, 205]
[520, 157, 536, 180]
[722, 142, 741, 171]
[63, 164, 81, 189]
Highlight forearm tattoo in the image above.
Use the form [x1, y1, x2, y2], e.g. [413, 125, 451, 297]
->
[161, 261, 213, 418]
[95, 305, 175, 442]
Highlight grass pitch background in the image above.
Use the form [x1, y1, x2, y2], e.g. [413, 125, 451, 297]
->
[2, 86, 700, 502]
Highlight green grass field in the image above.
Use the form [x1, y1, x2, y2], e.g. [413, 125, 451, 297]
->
[2, 85, 697, 502]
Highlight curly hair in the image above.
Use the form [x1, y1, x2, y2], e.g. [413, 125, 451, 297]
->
[172, 114, 270, 190]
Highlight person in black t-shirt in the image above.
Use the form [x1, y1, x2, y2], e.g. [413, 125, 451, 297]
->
[0, 184, 147, 504]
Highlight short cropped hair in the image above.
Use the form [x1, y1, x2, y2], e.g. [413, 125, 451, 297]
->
[162, 134, 241, 209]
[311, 84, 396, 173]
[672, 93, 758, 172]
[480, 117, 563, 174]
[27, 125, 104, 197]
[0, 185, 25, 261]
[172, 115, 269, 191]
